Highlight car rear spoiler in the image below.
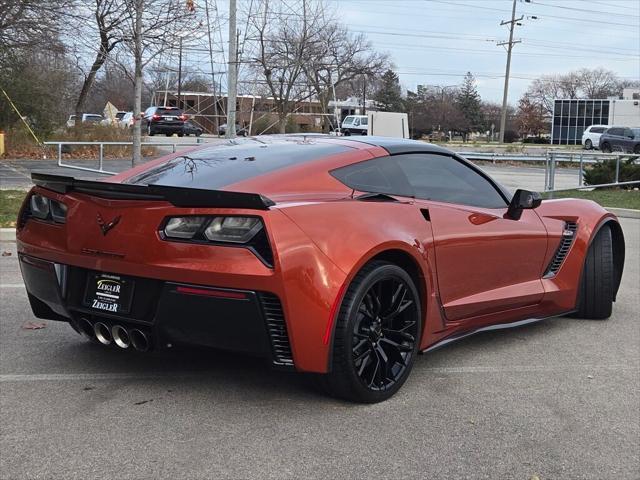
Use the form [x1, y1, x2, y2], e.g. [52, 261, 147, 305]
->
[31, 173, 275, 210]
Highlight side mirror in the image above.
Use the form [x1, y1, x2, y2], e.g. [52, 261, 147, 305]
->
[506, 189, 542, 220]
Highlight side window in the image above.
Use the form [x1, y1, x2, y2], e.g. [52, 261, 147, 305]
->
[623, 128, 633, 137]
[608, 128, 623, 136]
[592, 127, 605, 134]
[395, 153, 507, 209]
[361, 117, 368, 126]
[330, 157, 412, 196]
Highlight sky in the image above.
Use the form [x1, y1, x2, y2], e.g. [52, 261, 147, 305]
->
[330, 0, 640, 103]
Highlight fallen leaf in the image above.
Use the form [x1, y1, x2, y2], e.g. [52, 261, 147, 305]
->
[1, 251, 12, 256]
[22, 322, 46, 330]
[587, 375, 594, 379]
[134, 399, 153, 406]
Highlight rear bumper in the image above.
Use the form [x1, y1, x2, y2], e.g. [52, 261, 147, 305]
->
[19, 254, 294, 368]
[150, 123, 184, 133]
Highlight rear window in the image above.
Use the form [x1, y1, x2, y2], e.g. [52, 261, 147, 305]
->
[156, 107, 183, 116]
[590, 127, 605, 133]
[126, 138, 352, 189]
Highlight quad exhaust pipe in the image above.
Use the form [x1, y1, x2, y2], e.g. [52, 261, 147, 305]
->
[78, 319, 151, 352]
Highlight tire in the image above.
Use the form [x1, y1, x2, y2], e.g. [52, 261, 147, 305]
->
[573, 226, 614, 320]
[601, 142, 612, 153]
[165, 133, 172, 137]
[634, 144, 640, 154]
[319, 260, 422, 403]
[178, 133, 184, 137]
[343, 130, 351, 136]
[196, 132, 202, 137]
[585, 139, 592, 150]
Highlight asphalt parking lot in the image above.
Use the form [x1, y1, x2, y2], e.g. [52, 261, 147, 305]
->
[0, 217, 638, 479]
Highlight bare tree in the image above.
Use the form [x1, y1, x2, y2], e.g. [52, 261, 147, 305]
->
[527, 68, 629, 114]
[121, 0, 194, 164]
[73, 0, 128, 127]
[250, 0, 327, 134]
[0, 0, 71, 52]
[302, 24, 387, 132]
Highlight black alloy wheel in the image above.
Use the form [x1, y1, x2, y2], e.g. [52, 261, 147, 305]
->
[352, 276, 418, 391]
[320, 261, 421, 403]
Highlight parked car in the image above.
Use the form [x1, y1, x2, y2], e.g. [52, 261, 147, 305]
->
[599, 126, 640, 154]
[218, 123, 248, 137]
[581, 125, 608, 150]
[182, 120, 203, 137]
[101, 111, 128, 127]
[118, 112, 134, 129]
[142, 106, 186, 136]
[66, 114, 103, 128]
[18, 136, 625, 403]
[340, 115, 368, 136]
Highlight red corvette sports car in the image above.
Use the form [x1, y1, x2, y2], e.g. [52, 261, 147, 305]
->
[17, 136, 625, 402]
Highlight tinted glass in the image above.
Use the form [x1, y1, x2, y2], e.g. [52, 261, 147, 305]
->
[156, 107, 183, 116]
[127, 138, 352, 189]
[331, 154, 507, 209]
[395, 154, 507, 208]
[591, 127, 605, 133]
[632, 128, 640, 139]
[608, 128, 623, 136]
[330, 156, 412, 196]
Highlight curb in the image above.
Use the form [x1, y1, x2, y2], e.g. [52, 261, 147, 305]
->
[1, 208, 639, 242]
[0, 228, 16, 241]
[606, 207, 640, 219]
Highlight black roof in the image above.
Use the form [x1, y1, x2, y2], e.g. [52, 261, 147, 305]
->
[338, 136, 454, 155]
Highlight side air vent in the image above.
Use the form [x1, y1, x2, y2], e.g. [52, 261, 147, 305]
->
[544, 221, 578, 277]
[259, 293, 293, 366]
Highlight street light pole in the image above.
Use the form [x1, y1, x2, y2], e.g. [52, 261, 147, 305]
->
[177, 37, 182, 110]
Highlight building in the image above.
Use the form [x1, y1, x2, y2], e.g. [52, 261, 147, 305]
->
[151, 90, 324, 134]
[551, 89, 640, 145]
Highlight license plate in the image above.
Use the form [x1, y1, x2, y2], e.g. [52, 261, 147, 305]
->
[83, 273, 134, 314]
[163, 116, 176, 121]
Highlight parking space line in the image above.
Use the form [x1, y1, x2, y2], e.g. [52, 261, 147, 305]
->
[0, 284, 25, 288]
[1, 364, 636, 382]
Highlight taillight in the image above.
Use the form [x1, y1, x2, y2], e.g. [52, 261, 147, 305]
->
[25, 194, 67, 224]
[160, 215, 273, 266]
[151, 114, 161, 121]
[178, 115, 187, 121]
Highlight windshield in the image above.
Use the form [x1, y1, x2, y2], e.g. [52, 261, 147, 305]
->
[342, 116, 355, 125]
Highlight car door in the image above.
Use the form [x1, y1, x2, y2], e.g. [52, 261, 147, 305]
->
[393, 153, 548, 323]
[622, 128, 634, 152]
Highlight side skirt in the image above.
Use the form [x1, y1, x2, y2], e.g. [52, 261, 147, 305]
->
[420, 311, 576, 354]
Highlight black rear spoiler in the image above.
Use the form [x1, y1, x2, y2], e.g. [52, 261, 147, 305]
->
[31, 173, 275, 210]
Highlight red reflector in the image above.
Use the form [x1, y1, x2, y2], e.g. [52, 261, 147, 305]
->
[323, 280, 348, 345]
[175, 286, 248, 300]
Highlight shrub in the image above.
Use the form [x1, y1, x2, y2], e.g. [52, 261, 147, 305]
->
[522, 136, 550, 144]
[583, 158, 640, 189]
[503, 129, 519, 143]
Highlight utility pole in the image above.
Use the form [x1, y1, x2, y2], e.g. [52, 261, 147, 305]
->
[226, 0, 238, 138]
[362, 76, 367, 115]
[177, 37, 183, 110]
[498, 0, 523, 143]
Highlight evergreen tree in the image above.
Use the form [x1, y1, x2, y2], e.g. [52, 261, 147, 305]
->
[456, 72, 483, 140]
[374, 69, 404, 112]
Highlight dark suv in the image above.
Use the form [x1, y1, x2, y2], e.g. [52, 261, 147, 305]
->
[143, 106, 186, 136]
[599, 126, 640, 154]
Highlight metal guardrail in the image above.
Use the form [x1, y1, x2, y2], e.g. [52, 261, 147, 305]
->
[43, 140, 205, 175]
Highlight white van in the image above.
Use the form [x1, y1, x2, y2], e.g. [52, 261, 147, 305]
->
[340, 115, 368, 136]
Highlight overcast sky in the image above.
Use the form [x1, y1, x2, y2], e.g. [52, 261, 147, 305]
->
[330, 0, 640, 103]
